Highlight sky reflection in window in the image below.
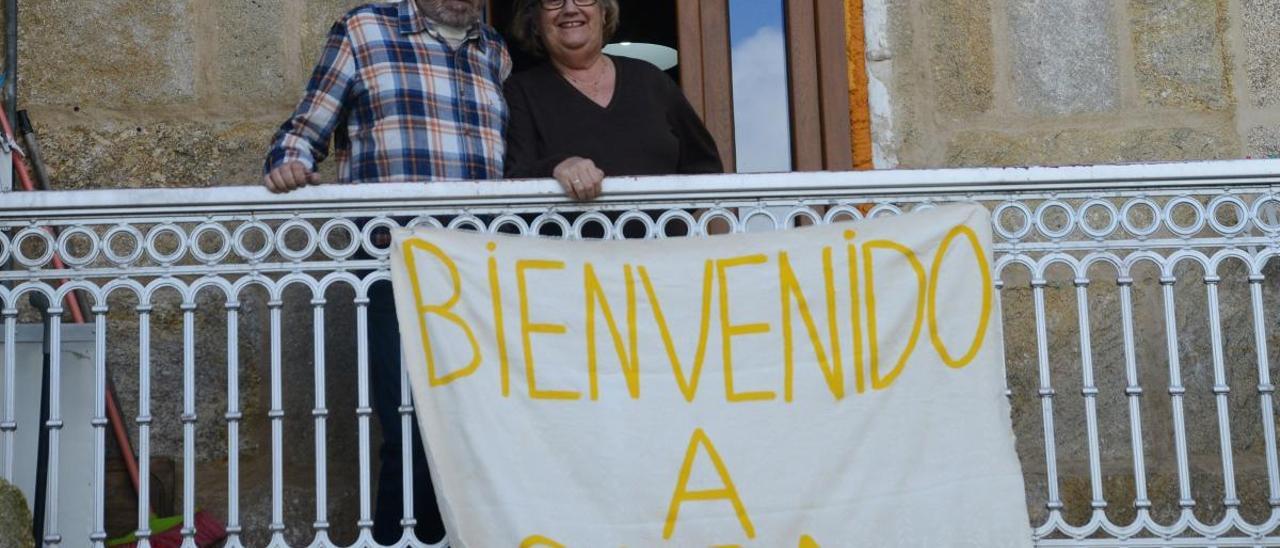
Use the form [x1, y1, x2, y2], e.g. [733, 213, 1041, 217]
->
[729, 0, 792, 173]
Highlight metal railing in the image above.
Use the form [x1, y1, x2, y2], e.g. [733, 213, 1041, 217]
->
[2, 159, 1279, 547]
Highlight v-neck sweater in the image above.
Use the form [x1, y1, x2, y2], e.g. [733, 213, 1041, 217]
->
[503, 55, 724, 179]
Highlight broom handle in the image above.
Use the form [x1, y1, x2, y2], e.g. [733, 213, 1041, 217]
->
[2, 106, 143, 498]
[105, 383, 141, 494]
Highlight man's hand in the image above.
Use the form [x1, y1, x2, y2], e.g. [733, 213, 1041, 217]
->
[552, 157, 605, 201]
[263, 161, 319, 194]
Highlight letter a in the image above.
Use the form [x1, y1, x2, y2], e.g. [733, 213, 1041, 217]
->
[663, 428, 755, 540]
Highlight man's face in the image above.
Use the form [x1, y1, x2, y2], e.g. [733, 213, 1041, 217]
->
[418, 0, 484, 27]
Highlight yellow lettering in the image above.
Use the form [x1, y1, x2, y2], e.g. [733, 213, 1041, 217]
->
[778, 250, 843, 402]
[717, 254, 776, 403]
[862, 240, 926, 391]
[799, 535, 821, 548]
[402, 239, 482, 386]
[927, 225, 993, 369]
[519, 535, 566, 548]
[487, 243, 513, 397]
[517, 259, 581, 401]
[663, 428, 755, 540]
[584, 263, 640, 400]
[639, 263, 714, 403]
[845, 231, 866, 394]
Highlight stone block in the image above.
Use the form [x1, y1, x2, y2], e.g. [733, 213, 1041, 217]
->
[1243, 1, 1280, 108]
[0, 479, 33, 548]
[1002, 260, 1280, 526]
[34, 119, 280, 190]
[1009, 0, 1118, 115]
[102, 290, 267, 463]
[1129, 0, 1230, 110]
[926, 0, 994, 114]
[20, 1, 195, 108]
[211, 2, 291, 106]
[945, 126, 1239, 167]
[301, 1, 370, 85]
[1248, 126, 1280, 159]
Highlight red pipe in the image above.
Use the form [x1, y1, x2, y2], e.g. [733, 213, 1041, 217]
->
[0, 106, 85, 323]
[1, 105, 137, 490]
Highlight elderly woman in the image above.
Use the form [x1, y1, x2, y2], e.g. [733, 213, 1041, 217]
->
[504, 0, 723, 200]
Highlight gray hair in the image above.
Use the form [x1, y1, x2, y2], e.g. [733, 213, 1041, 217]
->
[509, 0, 621, 58]
[417, 0, 483, 28]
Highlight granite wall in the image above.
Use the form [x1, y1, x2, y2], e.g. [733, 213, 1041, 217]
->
[862, 0, 1280, 529]
[870, 0, 1280, 168]
[5, 0, 1279, 543]
[10, 1, 368, 544]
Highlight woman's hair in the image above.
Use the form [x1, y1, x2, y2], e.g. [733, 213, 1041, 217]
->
[509, 0, 621, 58]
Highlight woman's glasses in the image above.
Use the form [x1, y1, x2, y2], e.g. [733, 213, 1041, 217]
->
[540, 0, 598, 10]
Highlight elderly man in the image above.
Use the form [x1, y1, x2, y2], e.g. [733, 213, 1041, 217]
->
[263, 0, 509, 542]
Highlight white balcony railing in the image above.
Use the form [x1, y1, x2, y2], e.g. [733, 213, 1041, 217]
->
[2, 159, 1280, 547]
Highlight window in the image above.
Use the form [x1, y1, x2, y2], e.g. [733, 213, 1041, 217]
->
[678, 0, 855, 172]
[729, 0, 792, 173]
[492, 0, 862, 172]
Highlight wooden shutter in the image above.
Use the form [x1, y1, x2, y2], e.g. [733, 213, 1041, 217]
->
[785, 0, 854, 171]
[676, 0, 736, 172]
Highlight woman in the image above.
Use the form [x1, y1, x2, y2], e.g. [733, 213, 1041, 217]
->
[504, 0, 724, 200]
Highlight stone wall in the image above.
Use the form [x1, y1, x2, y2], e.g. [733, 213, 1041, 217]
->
[14, 0, 366, 189]
[0, 478, 33, 548]
[22, 1, 1273, 187]
[872, 0, 1280, 168]
[6, 0, 1279, 543]
[863, 0, 1280, 529]
[11, 2, 368, 544]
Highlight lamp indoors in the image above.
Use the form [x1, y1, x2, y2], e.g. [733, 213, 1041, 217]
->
[602, 42, 678, 71]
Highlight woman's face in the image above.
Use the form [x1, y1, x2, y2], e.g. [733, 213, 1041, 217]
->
[538, 1, 605, 61]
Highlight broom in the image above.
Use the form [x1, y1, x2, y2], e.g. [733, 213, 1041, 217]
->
[6, 107, 227, 547]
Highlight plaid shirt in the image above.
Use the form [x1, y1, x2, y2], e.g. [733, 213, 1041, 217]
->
[265, 0, 512, 183]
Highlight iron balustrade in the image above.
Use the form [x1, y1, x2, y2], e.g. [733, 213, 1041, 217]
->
[1, 159, 1279, 547]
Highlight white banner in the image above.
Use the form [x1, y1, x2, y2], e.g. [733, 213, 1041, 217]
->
[390, 204, 1030, 547]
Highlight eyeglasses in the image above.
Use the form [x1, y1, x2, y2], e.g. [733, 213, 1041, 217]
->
[539, 0, 598, 10]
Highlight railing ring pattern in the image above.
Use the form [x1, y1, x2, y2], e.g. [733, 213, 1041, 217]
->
[1078, 198, 1120, 240]
[276, 218, 320, 262]
[570, 211, 614, 240]
[317, 218, 361, 261]
[653, 209, 697, 239]
[1162, 195, 1208, 237]
[12, 227, 56, 269]
[54, 226, 101, 268]
[1118, 197, 1161, 238]
[190, 222, 234, 265]
[231, 220, 275, 263]
[143, 222, 190, 266]
[612, 209, 655, 240]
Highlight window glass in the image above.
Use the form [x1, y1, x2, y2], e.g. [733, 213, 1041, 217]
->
[729, 0, 792, 173]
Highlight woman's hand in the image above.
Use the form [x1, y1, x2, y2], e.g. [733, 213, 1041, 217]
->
[552, 156, 605, 201]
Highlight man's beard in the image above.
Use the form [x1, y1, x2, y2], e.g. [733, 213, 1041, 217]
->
[418, 0, 482, 27]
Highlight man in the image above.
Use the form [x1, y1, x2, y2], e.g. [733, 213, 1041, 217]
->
[263, 0, 509, 542]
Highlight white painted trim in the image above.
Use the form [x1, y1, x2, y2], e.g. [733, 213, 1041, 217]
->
[3, 159, 1277, 218]
[863, 0, 899, 168]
